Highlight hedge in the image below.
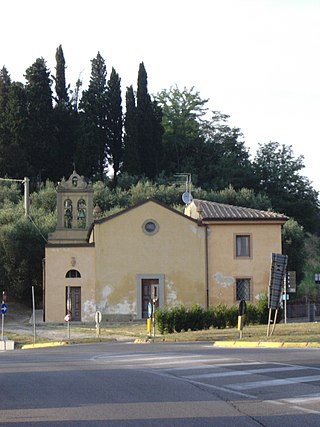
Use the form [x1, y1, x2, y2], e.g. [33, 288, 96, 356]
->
[154, 297, 271, 334]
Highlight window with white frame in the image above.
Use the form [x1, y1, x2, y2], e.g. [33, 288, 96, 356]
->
[236, 235, 251, 258]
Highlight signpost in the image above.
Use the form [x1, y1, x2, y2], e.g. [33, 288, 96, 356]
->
[0, 291, 14, 351]
[147, 302, 152, 336]
[65, 285, 71, 339]
[1, 303, 7, 315]
[95, 310, 102, 337]
[151, 287, 158, 338]
[238, 300, 246, 339]
[267, 253, 288, 336]
[1, 291, 7, 342]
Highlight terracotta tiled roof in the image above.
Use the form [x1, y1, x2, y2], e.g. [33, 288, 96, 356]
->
[192, 199, 288, 221]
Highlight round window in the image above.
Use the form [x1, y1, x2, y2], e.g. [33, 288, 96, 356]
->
[142, 219, 159, 235]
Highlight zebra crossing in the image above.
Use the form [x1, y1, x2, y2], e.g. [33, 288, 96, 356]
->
[91, 350, 320, 412]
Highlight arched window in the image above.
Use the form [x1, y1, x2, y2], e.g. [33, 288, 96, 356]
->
[65, 269, 81, 278]
[64, 199, 73, 228]
[77, 199, 86, 228]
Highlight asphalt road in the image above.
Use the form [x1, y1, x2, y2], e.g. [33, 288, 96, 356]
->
[0, 341, 320, 426]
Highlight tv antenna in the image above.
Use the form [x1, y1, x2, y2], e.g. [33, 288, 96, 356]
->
[174, 173, 193, 205]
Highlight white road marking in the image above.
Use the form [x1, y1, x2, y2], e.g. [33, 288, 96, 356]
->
[185, 365, 306, 379]
[229, 374, 320, 391]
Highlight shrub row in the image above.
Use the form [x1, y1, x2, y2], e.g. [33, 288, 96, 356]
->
[154, 297, 270, 334]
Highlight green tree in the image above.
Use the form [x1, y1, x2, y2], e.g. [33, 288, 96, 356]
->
[53, 45, 69, 107]
[157, 88, 253, 190]
[282, 218, 306, 284]
[157, 85, 207, 176]
[199, 111, 254, 190]
[24, 58, 54, 181]
[0, 66, 11, 116]
[123, 85, 138, 175]
[0, 181, 56, 303]
[0, 69, 30, 179]
[151, 99, 164, 176]
[0, 220, 45, 302]
[78, 52, 108, 179]
[0, 67, 12, 176]
[136, 62, 162, 178]
[296, 234, 320, 302]
[253, 142, 319, 232]
[52, 45, 77, 180]
[106, 67, 123, 188]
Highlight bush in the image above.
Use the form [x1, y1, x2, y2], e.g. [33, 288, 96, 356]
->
[165, 307, 175, 334]
[225, 305, 238, 328]
[173, 305, 187, 333]
[203, 306, 215, 329]
[155, 307, 165, 334]
[256, 293, 269, 324]
[213, 304, 227, 329]
[186, 304, 204, 331]
[245, 303, 259, 325]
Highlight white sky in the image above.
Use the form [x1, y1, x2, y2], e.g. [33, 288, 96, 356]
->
[2, 0, 320, 192]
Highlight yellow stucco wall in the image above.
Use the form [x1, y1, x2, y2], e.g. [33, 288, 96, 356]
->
[44, 199, 284, 323]
[45, 245, 95, 322]
[93, 201, 206, 318]
[207, 221, 283, 306]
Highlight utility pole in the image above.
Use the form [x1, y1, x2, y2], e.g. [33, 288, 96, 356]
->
[0, 177, 30, 220]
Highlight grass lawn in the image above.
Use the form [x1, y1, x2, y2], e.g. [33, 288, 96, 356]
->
[6, 321, 319, 348]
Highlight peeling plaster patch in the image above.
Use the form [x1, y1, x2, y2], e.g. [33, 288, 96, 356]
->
[102, 285, 112, 300]
[189, 224, 203, 238]
[166, 280, 179, 306]
[83, 299, 96, 322]
[106, 299, 134, 315]
[214, 273, 235, 288]
[99, 285, 112, 310]
[98, 285, 135, 315]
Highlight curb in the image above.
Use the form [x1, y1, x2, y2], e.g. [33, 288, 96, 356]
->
[21, 342, 68, 349]
[213, 341, 320, 349]
[134, 338, 151, 344]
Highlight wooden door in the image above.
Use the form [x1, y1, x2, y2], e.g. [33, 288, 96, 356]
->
[66, 286, 81, 321]
[141, 279, 159, 318]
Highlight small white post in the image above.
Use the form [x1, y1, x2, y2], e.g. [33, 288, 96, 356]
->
[24, 177, 30, 220]
[32, 286, 36, 345]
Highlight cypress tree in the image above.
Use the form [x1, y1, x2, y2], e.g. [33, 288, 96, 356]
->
[78, 52, 108, 179]
[24, 58, 54, 181]
[0, 66, 11, 116]
[54, 45, 69, 107]
[136, 62, 154, 177]
[136, 62, 163, 179]
[106, 67, 123, 187]
[52, 45, 77, 180]
[1, 81, 30, 178]
[151, 99, 164, 176]
[123, 85, 138, 175]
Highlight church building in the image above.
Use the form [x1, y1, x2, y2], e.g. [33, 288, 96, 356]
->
[44, 171, 288, 323]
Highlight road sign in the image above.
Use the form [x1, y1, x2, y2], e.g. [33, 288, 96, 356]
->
[64, 313, 71, 322]
[95, 310, 102, 324]
[1, 303, 7, 315]
[147, 302, 152, 318]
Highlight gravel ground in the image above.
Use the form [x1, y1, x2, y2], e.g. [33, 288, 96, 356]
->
[2, 306, 128, 341]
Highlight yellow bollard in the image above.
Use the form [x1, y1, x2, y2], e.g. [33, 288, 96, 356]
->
[147, 318, 151, 334]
